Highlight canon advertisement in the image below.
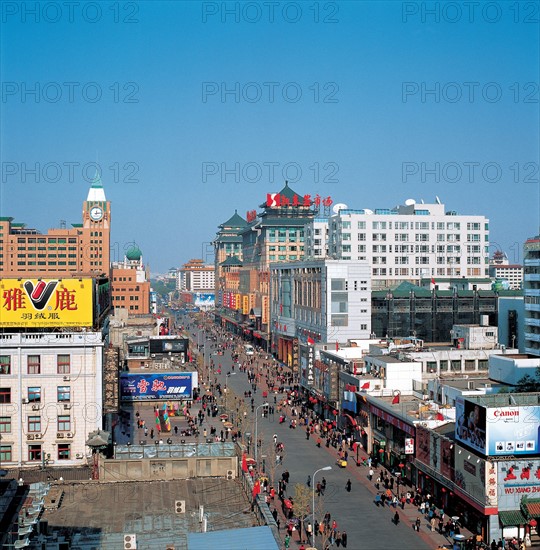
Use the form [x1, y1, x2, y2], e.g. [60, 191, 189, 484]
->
[456, 397, 540, 456]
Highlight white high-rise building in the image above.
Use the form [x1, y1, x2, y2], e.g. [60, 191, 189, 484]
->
[524, 235, 540, 356]
[324, 198, 489, 289]
[304, 218, 329, 259]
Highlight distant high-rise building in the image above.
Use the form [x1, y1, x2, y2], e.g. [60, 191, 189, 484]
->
[523, 235, 540, 356]
[0, 175, 110, 277]
[324, 198, 489, 289]
[489, 250, 523, 290]
[179, 259, 215, 292]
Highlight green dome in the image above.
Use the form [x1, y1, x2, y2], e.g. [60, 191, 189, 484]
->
[126, 244, 142, 261]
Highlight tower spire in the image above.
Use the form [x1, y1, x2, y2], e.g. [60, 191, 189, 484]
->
[87, 170, 106, 201]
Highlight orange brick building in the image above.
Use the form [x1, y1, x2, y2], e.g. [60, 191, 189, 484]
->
[110, 245, 151, 314]
[0, 176, 110, 277]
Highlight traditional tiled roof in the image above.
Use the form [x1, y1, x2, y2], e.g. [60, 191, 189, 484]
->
[220, 210, 248, 229]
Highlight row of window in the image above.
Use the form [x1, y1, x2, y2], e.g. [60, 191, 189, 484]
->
[16, 237, 76, 244]
[0, 355, 70, 376]
[0, 415, 72, 433]
[0, 444, 72, 462]
[0, 386, 71, 403]
[336, 221, 487, 231]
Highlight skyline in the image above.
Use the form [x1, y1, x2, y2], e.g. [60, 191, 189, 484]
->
[1, 1, 539, 272]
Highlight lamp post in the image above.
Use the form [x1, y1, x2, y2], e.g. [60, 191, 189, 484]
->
[254, 402, 269, 464]
[312, 466, 332, 542]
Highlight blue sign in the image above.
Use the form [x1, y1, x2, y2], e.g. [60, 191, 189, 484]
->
[120, 372, 195, 401]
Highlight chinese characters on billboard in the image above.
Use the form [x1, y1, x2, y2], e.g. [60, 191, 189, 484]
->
[0, 278, 93, 328]
[120, 372, 197, 401]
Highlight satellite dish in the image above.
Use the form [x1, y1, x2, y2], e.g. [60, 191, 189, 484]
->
[332, 203, 348, 214]
[404, 198, 416, 206]
[363, 209, 374, 215]
[435, 196, 441, 204]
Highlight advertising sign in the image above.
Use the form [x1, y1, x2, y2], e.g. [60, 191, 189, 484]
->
[456, 397, 540, 456]
[486, 405, 540, 456]
[405, 438, 415, 455]
[0, 278, 93, 328]
[194, 293, 215, 307]
[455, 397, 487, 454]
[497, 459, 540, 511]
[120, 372, 196, 401]
[454, 444, 486, 505]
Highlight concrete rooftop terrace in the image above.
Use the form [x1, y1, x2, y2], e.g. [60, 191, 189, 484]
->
[40, 478, 255, 549]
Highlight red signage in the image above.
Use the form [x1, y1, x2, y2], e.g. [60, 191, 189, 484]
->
[266, 193, 333, 208]
[246, 210, 257, 223]
[369, 404, 415, 436]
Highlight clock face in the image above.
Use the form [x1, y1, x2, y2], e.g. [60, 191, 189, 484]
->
[89, 206, 103, 221]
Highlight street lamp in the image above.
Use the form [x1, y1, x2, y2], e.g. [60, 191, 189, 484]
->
[254, 403, 269, 464]
[312, 466, 332, 543]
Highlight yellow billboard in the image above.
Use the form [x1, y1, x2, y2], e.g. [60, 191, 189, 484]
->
[242, 295, 249, 315]
[0, 278, 93, 328]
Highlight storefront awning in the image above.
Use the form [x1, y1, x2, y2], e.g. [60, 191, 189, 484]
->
[499, 510, 528, 526]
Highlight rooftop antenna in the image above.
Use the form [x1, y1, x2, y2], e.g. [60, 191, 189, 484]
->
[60, 220, 66, 229]
[435, 196, 441, 204]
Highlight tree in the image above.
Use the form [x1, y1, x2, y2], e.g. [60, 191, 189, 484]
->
[512, 368, 540, 392]
[292, 483, 311, 544]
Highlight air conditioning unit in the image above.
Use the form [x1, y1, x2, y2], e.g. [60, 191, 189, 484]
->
[22, 398, 28, 404]
[63, 404, 72, 410]
[32, 405, 40, 411]
[226, 469, 234, 480]
[151, 354, 156, 358]
[175, 500, 185, 514]
[123, 534, 137, 550]
[34, 433, 42, 439]
[63, 376, 70, 381]
[57, 433, 65, 438]
[27, 434, 35, 440]
[66, 432, 73, 438]
[75, 453, 83, 459]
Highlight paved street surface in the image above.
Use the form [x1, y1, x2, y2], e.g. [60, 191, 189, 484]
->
[181, 317, 473, 550]
[113, 314, 474, 549]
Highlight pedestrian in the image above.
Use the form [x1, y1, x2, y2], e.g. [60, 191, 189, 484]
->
[394, 511, 400, 525]
[415, 517, 421, 532]
[306, 475, 311, 487]
[321, 477, 326, 494]
[368, 468, 374, 481]
[341, 531, 348, 548]
[284, 534, 290, 549]
[345, 479, 351, 492]
[335, 531, 342, 547]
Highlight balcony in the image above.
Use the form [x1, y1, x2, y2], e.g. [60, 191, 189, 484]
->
[525, 318, 540, 327]
[524, 332, 540, 343]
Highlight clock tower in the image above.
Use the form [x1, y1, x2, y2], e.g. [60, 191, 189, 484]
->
[81, 173, 111, 275]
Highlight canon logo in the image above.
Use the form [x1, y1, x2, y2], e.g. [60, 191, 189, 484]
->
[493, 410, 519, 418]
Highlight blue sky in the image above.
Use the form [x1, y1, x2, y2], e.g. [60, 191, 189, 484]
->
[1, 1, 538, 272]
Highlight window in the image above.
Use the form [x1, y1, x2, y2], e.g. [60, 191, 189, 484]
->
[342, 221, 351, 229]
[28, 416, 41, 432]
[331, 315, 348, 326]
[28, 387, 41, 403]
[358, 244, 366, 252]
[58, 415, 71, 432]
[0, 388, 11, 403]
[0, 445, 12, 462]
[27, 355, 40, 375]
[57, 354, 70, 374]
[58, 444, 71, 460]
[360, 324, 368, 330]
[357, 221, 366, 229]
[0, 416, 11, 433]
[358, 233, 366, 241]
[342, 233, 351, 241]
[0, 355, 10, 375]
[28, 444, 42, 462]
[57, 386, 71, 402]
